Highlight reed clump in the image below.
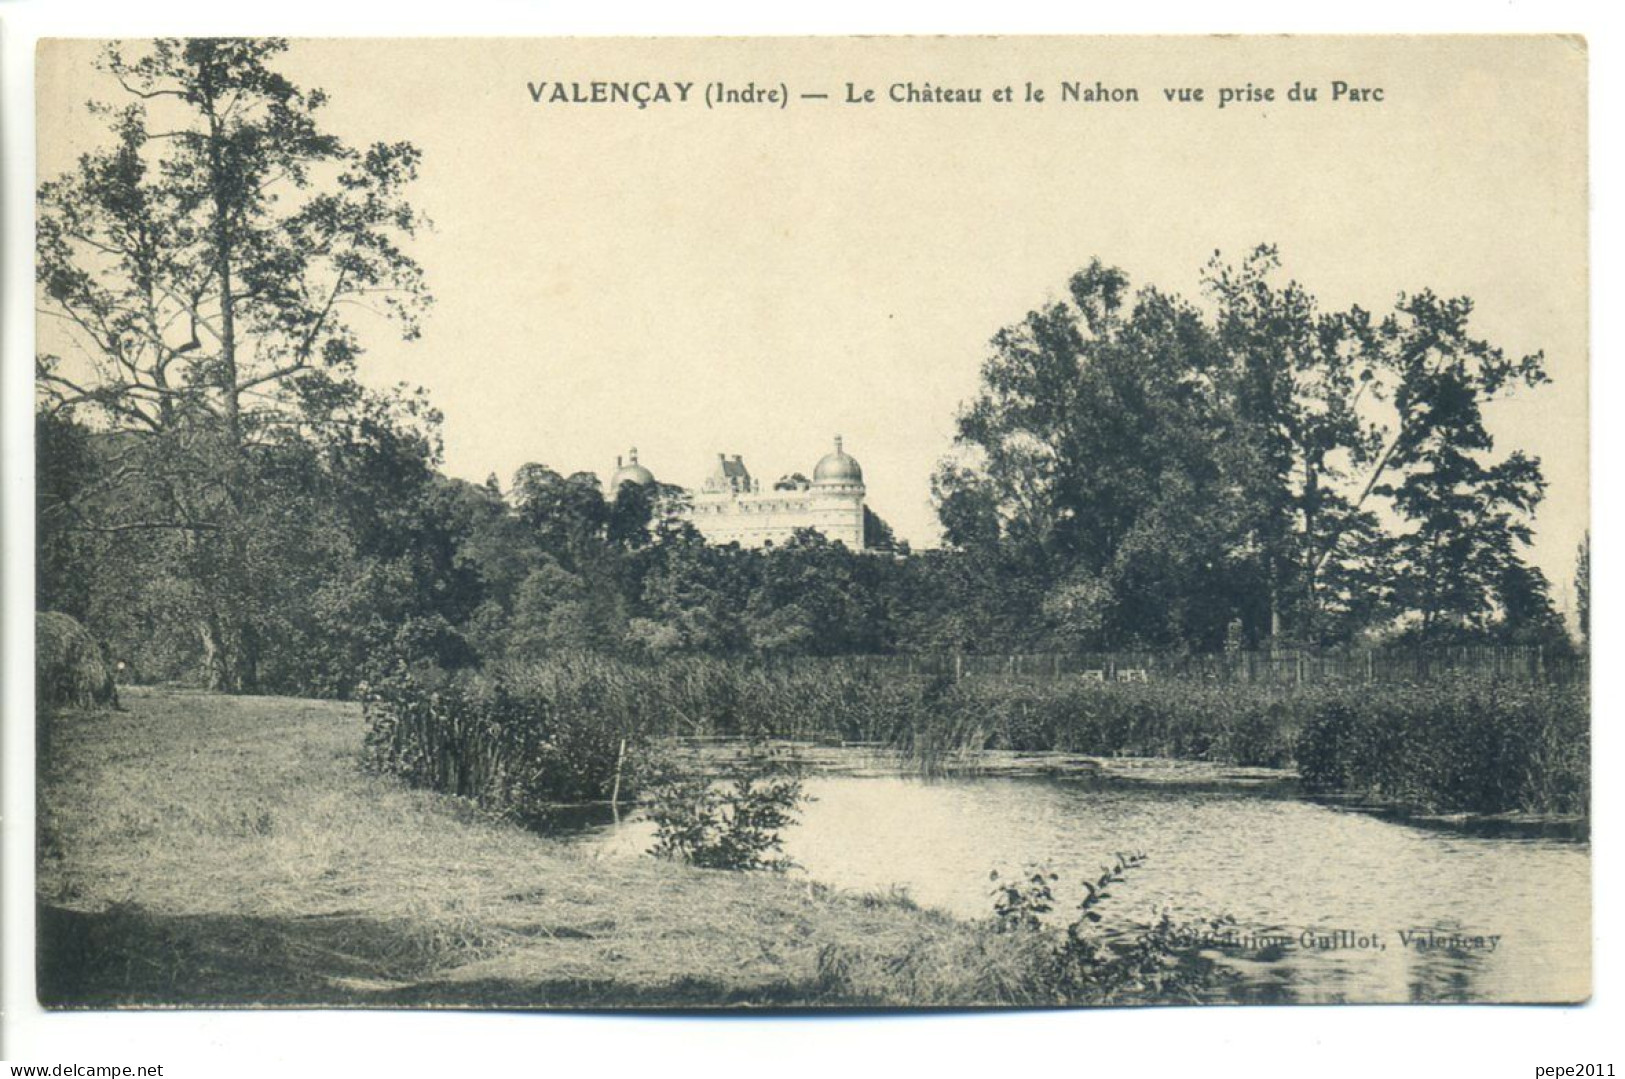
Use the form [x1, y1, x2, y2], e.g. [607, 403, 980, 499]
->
[1294, 679, 1588, 816]
[360, 655, 661, 820]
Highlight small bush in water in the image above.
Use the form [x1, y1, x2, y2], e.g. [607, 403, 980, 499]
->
[646, 753, 806, 871]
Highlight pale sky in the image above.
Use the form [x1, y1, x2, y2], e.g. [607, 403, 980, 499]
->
[37, 36, 1589, 597]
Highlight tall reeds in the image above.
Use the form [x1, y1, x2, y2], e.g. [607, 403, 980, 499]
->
[1294, 680, 1588, 815]
[362, 655, 1588, 821]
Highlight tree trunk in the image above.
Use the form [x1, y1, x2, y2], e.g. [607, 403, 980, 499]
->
[210, 103, 259, 696]
[236, 618, 261, 694]
[199, 613, 231, 692]
[1301, 462, 1321, 642]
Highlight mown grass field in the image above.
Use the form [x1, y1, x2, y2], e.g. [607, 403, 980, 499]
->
[37, 687, 1034, 1009]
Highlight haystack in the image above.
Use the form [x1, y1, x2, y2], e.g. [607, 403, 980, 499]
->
[37, 611, 117, 709]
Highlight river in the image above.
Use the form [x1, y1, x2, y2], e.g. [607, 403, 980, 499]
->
[559, 753, 1590, 1004]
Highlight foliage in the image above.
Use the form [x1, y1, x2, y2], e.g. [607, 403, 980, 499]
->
[43, 688, 1014, 1009]
[1295, 678, 1588, 815]
[39, 411, 482, 697]
[360, 656, 657, 819]
[1576, 533, 1590, 649]
[36, 611, 117, 710]
[1375, 290, 1550, 640]
[989, 866, 1057, 932]
[936, 246, 1559, 651]
[36, 413, 100, 621]
[646, 752, 807, 871]
[36, 39, 435, 694]
[35, 51, 1571, 695]
[984, 854, 1232, 1004]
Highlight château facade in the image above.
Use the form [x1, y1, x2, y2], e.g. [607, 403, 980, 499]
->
[609, 437, 867, 550]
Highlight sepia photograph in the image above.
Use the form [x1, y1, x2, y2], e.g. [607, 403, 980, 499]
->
[19, 30, 1594, 1022]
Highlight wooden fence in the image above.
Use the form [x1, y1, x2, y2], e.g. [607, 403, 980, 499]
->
[783, 646, 1585, 685]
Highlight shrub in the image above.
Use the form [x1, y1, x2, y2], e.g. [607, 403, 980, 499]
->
[36, 611, 116, 710]
[816, 854, 1233, 1006]
[646, 755, 806, 871]
[990, 853, 1233, 1004]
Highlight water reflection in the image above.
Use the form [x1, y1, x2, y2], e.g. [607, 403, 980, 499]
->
[560, 765, 1589, 1004]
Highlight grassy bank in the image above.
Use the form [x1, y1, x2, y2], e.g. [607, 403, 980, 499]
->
[37, 687, 1197, 1008]
[365, 657, 1589, 820]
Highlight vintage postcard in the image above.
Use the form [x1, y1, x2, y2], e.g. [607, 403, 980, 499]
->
[30, 35, 1589, 1010]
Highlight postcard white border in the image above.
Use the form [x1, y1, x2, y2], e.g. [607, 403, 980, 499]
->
[3, 2, 1620, 1076]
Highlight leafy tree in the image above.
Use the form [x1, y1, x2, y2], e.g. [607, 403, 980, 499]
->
[744, 530, 891, 655]
[635, 528, 753, 655]
[1576, 532, 1590, 648]
[510, 464, 610, 570]
[36, 39, 431, 691]
[607, 480, 658, 548]
[1203, 245, 1385, 643]
[862, 505, 904, 553]
[937, 249, 1555, 651]
[440, 475, 544, 611]
[1492, 558, 1570, 649]
[1208, 261, 1549, 645]
[935, 259, 1239, 648]
[1368, 292, 1550, 640]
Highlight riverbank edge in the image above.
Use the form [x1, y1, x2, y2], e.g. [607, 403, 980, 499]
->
[656, 738, 1588, 837]
[364, 657, 1589, 824]
[34, 687, 1083, 1009]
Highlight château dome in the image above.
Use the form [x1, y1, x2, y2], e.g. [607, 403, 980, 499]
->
[610, 448, 656, 489]
[812, 436, 863, 485]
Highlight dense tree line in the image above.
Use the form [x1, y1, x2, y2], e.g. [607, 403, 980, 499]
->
[936, 250, 1572, 653]
[36, 41, 1575, 701]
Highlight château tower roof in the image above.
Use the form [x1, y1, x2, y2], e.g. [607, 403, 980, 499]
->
[813, 435, 863, 485]
[609, 447, 656, 489]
